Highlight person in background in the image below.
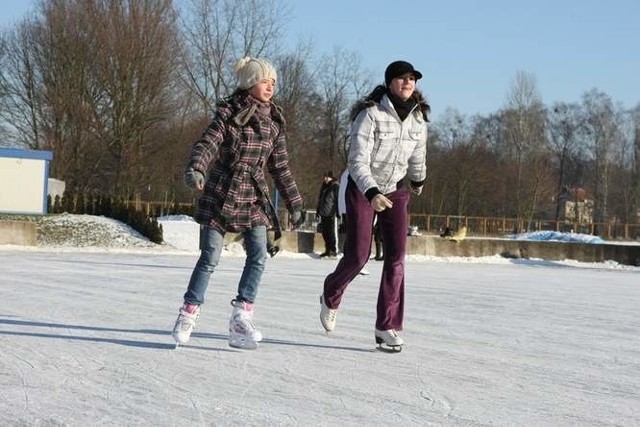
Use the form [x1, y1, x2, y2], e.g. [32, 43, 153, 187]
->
[316, 171, 340, 258]
[172, 56, 304, 350]
[319, 60, 429, 351]
[373, 220, 383, 261]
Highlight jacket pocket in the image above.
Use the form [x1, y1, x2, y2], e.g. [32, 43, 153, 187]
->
[408, 129, 424, 140]
[372, 129, 398, 164]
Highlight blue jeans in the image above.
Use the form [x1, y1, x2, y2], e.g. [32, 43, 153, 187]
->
[183, 225, 268, 305]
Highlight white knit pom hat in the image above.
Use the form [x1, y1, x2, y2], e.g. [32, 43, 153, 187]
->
[235, 56, 277, 90]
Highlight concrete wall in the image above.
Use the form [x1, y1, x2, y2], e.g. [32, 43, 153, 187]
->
[0, 220, 37, 246]
[253, 231, 640, 267]
[2, 221, 638, 266]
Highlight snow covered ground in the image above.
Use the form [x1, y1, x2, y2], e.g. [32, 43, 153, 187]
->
[1, 215, 640, 425]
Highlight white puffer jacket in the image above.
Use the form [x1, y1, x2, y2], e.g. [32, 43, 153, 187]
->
[348, 94, 427, 195]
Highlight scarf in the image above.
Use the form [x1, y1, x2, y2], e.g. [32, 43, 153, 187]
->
[386, 90, 416, 122]
[233, 97, 272, 126]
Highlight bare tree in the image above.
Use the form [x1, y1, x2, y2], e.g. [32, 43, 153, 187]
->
[316, 47, 370, 173]
[547, 102, 584, 222]
[607, 106, 637, 224]
[5, 0, 182, 194]
[581, 89, 623, 226]
[633, 106, 640, 222]
[0, 21, 46, 149]
[85, 0, 182, 193]
[272, 45, 324, 203]
[430, 108, 476, 217]
[502, 71, 551, 229]
[179, 0, 290, 114]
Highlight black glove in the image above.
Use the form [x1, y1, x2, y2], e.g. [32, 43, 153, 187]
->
[184, 167, 205, 190]
[267, 244, 280, 258]
[290, 210, 305, 229]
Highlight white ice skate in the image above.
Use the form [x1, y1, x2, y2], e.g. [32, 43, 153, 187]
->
[374, 329, 404, 353]
[172, 304, 200, 346]
[228, 300, 262, 350]
[319, 295, 337, 333]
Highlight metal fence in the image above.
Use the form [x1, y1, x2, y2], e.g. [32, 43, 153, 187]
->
[125, 200, 640, 241]
[409, 214, 640, 241]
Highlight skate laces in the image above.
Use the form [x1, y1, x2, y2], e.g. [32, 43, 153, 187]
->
[326, 308, 336, 323]
[177, 305, 199, 330]
[230, 301, 258, 333]
[321, 296, 336, 320]
[233, 310, 257, 332]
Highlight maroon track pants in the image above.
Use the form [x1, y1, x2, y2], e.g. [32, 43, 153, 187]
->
[323, 179, 409, 331]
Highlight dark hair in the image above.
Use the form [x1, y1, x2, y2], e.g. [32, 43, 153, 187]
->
[349, 85, 431, 122]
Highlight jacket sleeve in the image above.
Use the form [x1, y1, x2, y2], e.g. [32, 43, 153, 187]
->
[187, 107, 229, 175]
[347, 108, 379, 196]
[267, 128, 303, 213]
[407, 120, 428, 184]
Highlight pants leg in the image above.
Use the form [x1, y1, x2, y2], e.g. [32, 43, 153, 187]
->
[183, 226, 224, 305]
[376, 187, 410, 331]
[235, 226, 268, 303]
[323, 180, 375, 308]
[321, 216, 337, 253]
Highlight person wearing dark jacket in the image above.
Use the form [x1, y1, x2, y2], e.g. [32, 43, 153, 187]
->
[172, 56, 303, 350]
[316, 171, 340, 257]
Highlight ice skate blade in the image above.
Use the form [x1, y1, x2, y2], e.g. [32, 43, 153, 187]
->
[375, 344, 404, 353]
[374, 336, 403, 346]
[228, 338, 258, 350]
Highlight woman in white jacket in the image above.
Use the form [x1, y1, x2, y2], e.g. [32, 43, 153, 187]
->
[320, 61, 429, 351]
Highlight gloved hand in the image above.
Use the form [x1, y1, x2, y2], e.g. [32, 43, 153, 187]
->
[411, 185, 423, 196]
[370, 194, 393, 212]
[184, 167, 205, 191]
[290, 210, 305, 229]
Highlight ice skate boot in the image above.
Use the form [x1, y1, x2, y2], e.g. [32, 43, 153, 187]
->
[375, 329, 404, 353]
[228, 300, 262, 350]
[172, 303, 200, 345]
[319, 295, 337, 333]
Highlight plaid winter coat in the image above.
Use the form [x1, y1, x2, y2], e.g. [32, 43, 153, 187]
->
[187, 92, 302, 237]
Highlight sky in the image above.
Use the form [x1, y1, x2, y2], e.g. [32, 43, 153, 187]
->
[1, 1, 639, 121]
[1, 215, 640, 425]
[286, 0, 640, 119]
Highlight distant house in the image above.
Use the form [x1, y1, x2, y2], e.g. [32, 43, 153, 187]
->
[557, 186, 594, 224]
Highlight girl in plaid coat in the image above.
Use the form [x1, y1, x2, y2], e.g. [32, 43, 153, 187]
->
[172, 57, 303, 350]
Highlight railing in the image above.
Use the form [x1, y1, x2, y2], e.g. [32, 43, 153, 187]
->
[123, 200, 640, 242]
[408, 214, 640, 241]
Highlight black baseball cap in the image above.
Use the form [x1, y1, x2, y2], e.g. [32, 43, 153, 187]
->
[385, 61, 423, 86]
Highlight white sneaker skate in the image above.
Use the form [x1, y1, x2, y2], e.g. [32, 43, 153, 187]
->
[319, 295, 337, 332]
[172, 304, 200, 344]
[228, 300, 262, 350]
[375, 329, 404, 352]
